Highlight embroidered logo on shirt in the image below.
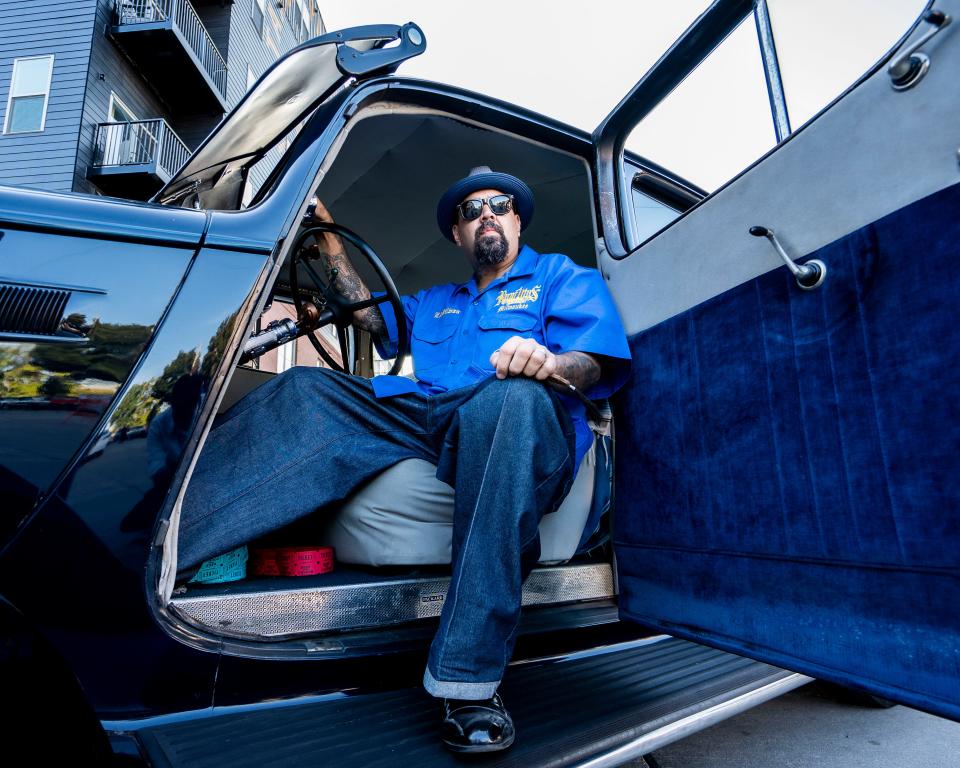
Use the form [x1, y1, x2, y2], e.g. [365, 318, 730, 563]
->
[496, 284, 542, 312]
[433, 307, 461, 319]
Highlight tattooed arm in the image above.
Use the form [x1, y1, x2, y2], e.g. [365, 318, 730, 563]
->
[490, 337, 601, 391]
[306, 200, 387, 337]
[553, 351, 602, 390]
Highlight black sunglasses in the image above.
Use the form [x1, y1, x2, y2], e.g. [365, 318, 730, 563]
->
[457, 194, 514, 221]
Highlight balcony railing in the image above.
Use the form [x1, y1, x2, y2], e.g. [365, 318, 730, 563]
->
[92, 119, 190, 180]
[113, 0, 227, 101]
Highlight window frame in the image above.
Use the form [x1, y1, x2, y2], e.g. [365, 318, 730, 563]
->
[311, 0, 324, 37]
[4, 54, 55, 135]
[108, 92, 138, 123]
[276, 338, 296, 372]
[600, 0, 927, 258]
[251, 0, 265, 38]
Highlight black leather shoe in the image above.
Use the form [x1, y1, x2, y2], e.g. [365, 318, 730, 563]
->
[441, 693, 516, 753]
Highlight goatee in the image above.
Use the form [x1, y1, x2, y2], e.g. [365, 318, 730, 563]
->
[474, 222, 509, 266]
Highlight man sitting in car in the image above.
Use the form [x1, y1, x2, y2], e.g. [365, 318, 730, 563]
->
[179, 166, 631, 753]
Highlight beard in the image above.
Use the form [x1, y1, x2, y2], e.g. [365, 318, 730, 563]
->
[473, 221, 510, 266]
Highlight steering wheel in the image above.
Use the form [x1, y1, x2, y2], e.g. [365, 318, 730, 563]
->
[289, 223, 409, 376]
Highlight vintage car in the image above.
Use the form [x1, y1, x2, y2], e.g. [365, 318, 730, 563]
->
[1, 0, 958, 764]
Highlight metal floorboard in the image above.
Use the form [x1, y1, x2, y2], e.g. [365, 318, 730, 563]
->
[133, 637, 805, 767]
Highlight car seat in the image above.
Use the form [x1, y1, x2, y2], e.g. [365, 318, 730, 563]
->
[321, 409, 612, 566]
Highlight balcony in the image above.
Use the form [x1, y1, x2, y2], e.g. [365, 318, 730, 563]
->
[110, 0, 228, 114]
[88, 119, 191, 199]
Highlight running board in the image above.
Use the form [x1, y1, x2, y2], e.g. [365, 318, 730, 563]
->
[120, 636, 810, 767]
[171, 563, 615, 637]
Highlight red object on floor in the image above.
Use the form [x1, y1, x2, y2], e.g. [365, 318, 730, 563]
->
[250, 546, 334, 577]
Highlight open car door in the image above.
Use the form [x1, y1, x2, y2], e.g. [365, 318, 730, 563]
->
[598, 0, 959, 720]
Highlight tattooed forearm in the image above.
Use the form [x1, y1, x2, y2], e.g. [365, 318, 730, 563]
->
[311, 241, 387, 338]
[553, 351, 601, 391]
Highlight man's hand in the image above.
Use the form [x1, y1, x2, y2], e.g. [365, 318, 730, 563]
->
[490, 337, 603, 391]
[490, 336, 558, 380]
[303, 199, 386, 337]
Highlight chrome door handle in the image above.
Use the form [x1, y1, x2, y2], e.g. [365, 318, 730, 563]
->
[749, 226, 827, 291]
[888, 9, 952, 90]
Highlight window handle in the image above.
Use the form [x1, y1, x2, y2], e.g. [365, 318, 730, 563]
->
[888, 9, 952, 90]
[749, 226, 827, 291]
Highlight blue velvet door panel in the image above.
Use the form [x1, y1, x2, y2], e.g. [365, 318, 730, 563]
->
[613, 181, 960, 720]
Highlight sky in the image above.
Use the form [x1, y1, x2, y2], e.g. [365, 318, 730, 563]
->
[321, 1, 927, 190]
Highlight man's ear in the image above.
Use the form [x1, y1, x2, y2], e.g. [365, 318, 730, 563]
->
[451, 225, 461, 246]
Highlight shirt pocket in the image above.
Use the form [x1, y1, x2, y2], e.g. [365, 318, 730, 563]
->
[477, 312, 539, 333]
[411, 320, 459, 378]
[474, 311, 542, 369]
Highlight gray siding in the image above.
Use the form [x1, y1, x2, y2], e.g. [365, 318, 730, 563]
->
[0, 0, 97, 192]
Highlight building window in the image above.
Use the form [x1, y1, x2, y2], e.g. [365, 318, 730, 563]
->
[246, 64, 257, 91]
[288, 0, 311, 43]
[4, 55, 54, 134]
[311, 0, 324, 37]
[277, 339, 296, 372]
[108, 92, 137, 123]
[251, 0, 265, 38]
[102, 92, 156, 166]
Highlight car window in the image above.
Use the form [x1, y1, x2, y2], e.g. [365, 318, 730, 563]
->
[619, 0, 929, 244]
[630, 186, 682, 244]
[625, 15, 775, 194]
[766, 0, 928, 128]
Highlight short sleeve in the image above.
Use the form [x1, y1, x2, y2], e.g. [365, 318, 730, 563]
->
[373, 291, 420, 360]
[542, 261, 631, 399]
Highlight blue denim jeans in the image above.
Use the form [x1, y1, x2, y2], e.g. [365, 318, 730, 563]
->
[180, 367, 576, 699]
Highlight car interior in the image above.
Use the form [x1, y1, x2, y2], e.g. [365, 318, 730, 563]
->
[170, 110, 624, 640]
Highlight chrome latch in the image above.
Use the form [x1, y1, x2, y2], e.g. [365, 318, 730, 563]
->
[749, 226, 826, 291]
[888, 9, 952, 91]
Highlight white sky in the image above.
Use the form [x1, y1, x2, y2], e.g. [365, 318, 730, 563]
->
[322, 1, 927, 189]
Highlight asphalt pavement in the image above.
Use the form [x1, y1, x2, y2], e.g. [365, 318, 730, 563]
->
[634, 682, 960, 768]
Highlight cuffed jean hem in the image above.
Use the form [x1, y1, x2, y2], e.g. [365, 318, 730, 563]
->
[423, 667, 499, 700]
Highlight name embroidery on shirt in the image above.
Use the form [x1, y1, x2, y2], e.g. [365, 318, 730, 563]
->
[434, 307, 461, 319]
[496, 284, 542, 312]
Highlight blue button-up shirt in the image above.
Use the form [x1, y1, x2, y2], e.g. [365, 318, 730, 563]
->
[374, 244, 631, 468]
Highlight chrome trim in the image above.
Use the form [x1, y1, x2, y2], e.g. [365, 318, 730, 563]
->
[575, 672, 812, 768]
[889, 9, 952, 90]
[797, 258, 827, 291]
[754, 0, 792, 141]
[171, 563, 615, 638]
[749, 226, 826, 289]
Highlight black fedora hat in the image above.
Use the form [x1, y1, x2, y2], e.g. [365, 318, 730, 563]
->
[436, 166, 535, 242]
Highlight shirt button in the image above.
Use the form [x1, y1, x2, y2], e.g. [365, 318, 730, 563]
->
[450, 359, 458, 365]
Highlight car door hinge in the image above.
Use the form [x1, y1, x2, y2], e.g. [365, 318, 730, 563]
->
[334, 23, 425, 79]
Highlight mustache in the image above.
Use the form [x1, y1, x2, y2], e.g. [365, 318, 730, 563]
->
[476, 220, 505, 237]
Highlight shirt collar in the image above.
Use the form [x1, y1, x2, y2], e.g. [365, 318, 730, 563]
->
[462, 244, 539, 297]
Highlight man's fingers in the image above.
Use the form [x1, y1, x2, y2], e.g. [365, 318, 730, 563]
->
[532, 352, 557, 380]
[312, 199, 333, 222]
[508, 341, 538, 375]
[492, 336, 523, 378]
[490, 338, 555, 380]
[522, 345, 548, 377]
